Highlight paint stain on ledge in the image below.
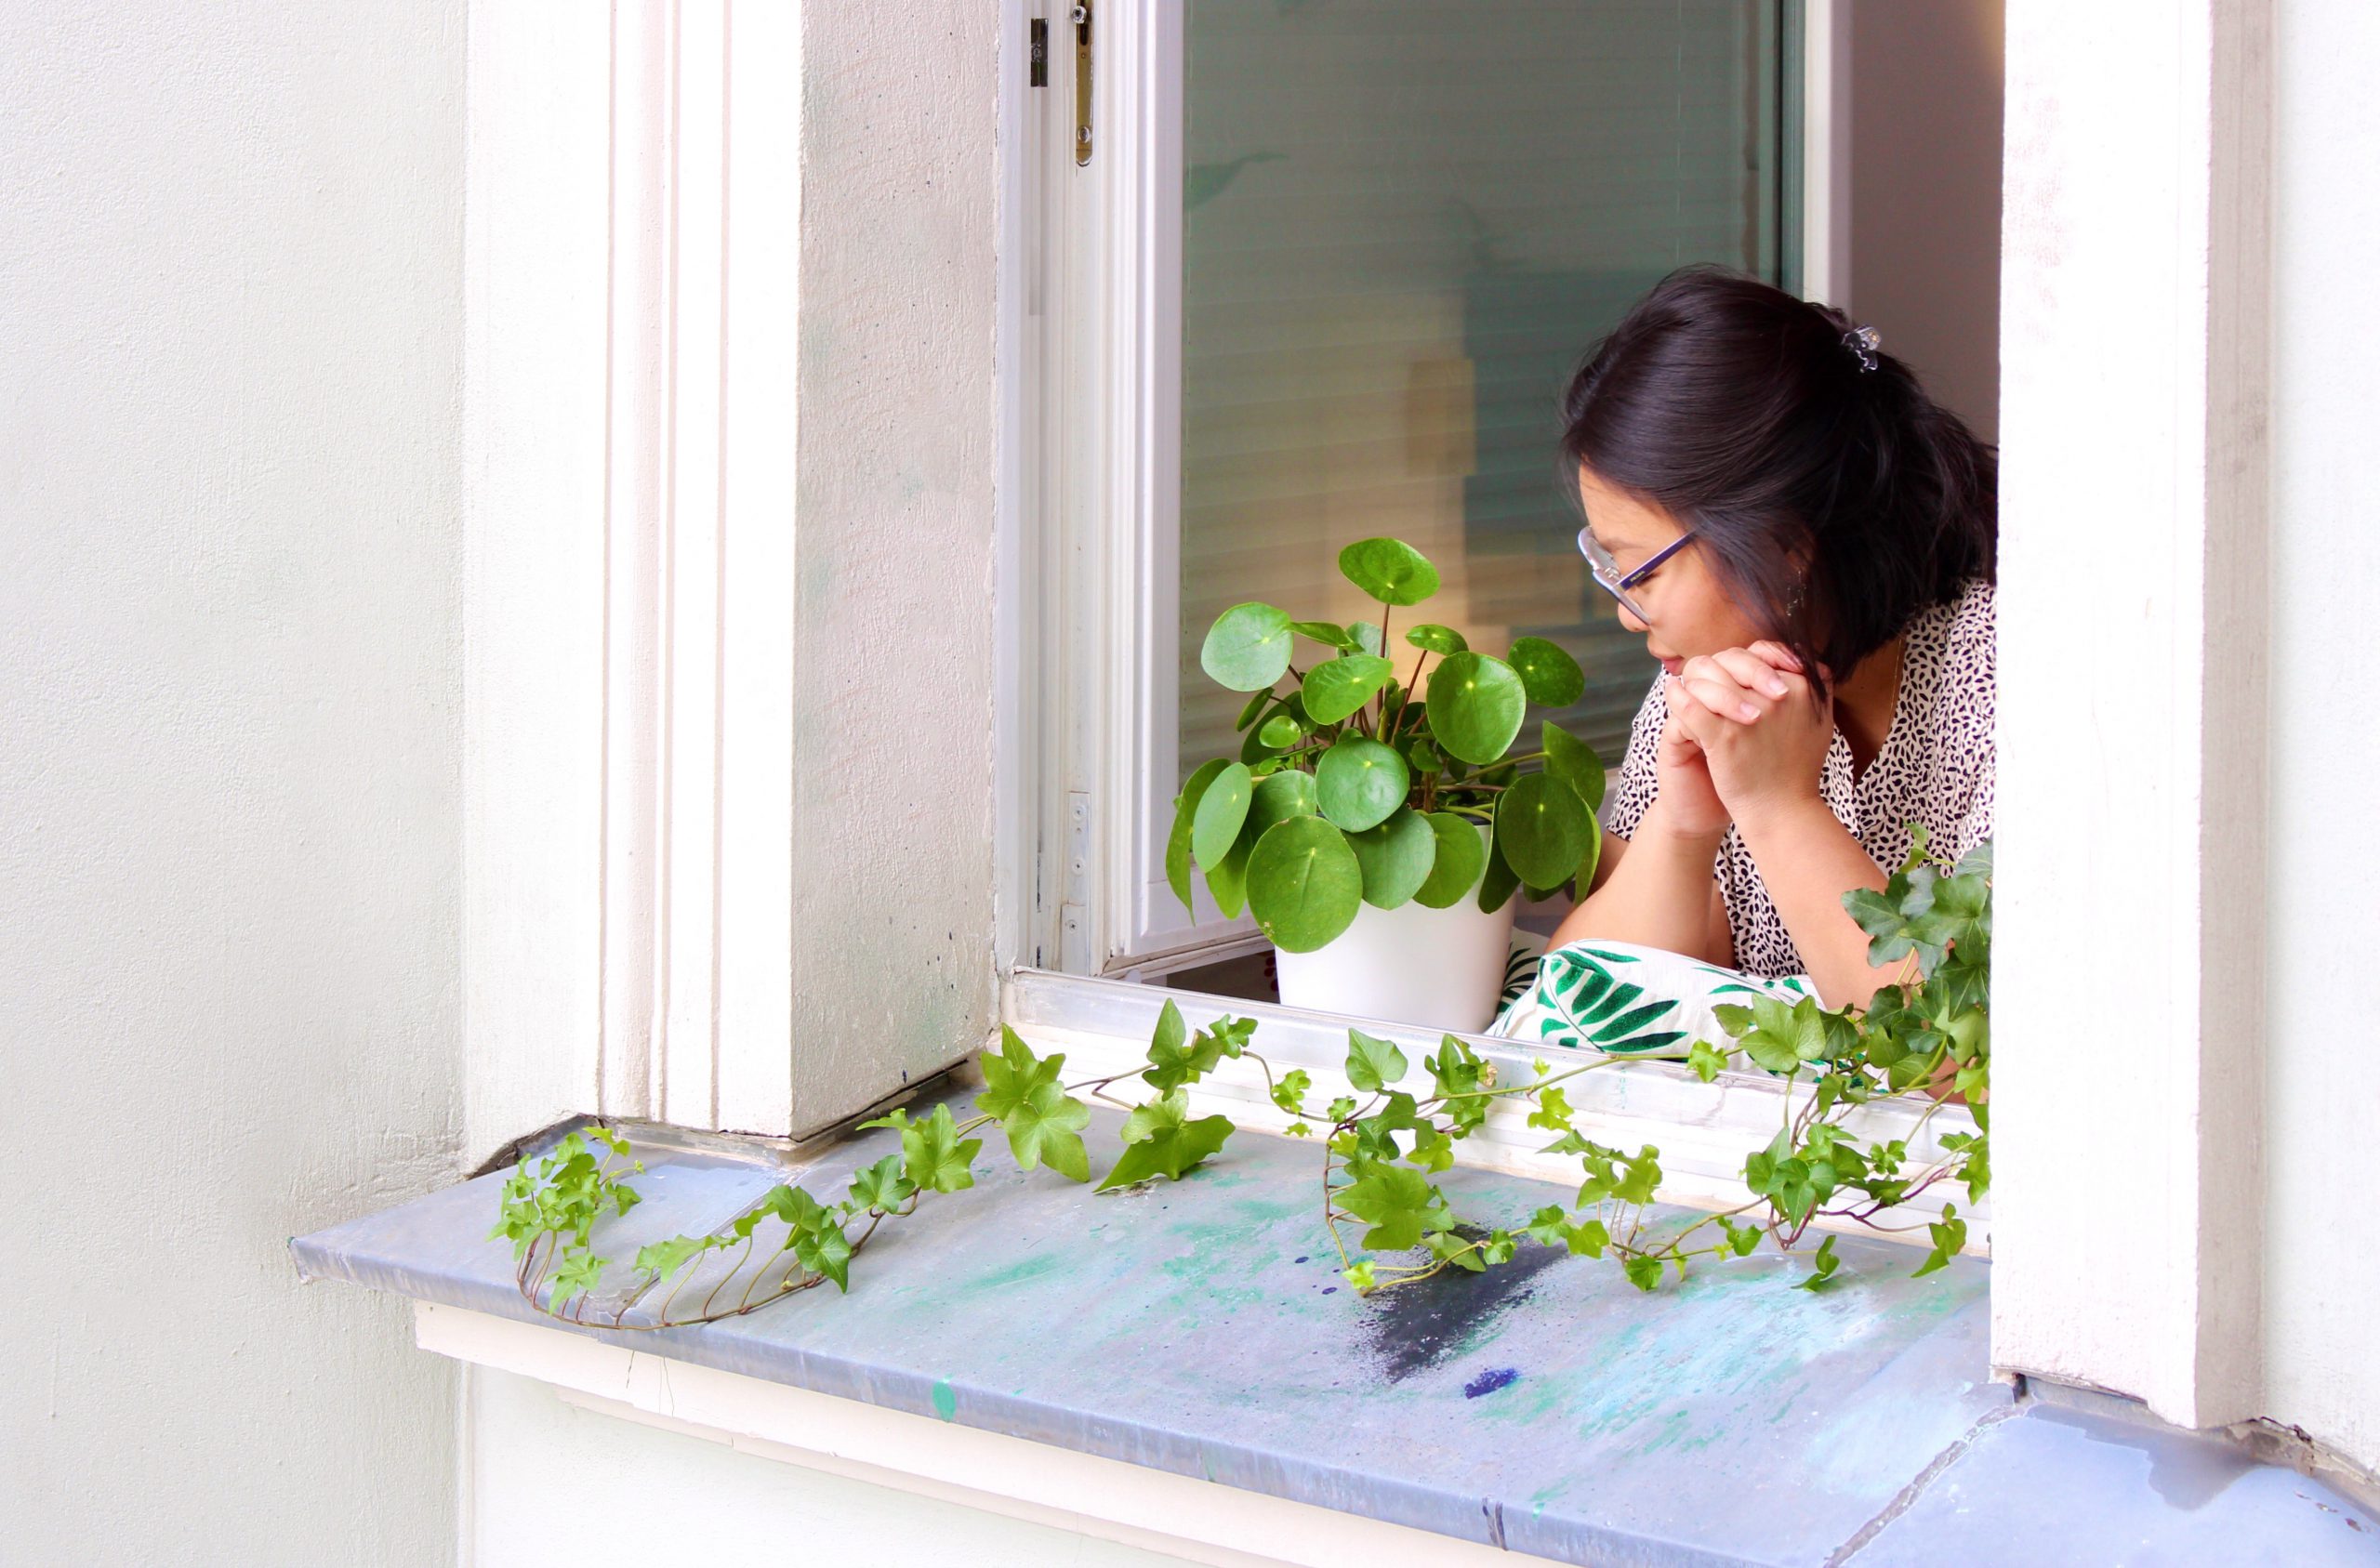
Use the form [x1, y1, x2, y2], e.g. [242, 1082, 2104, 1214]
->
[931, 1378, 958, 1421]
[1465, 1367, 1521, 1399]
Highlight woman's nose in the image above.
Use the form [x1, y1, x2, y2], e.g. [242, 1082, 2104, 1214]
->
[1615, 603, 1649, 635]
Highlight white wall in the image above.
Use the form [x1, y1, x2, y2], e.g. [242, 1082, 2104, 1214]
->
[0, 4, 465, 1563]
[2264, 0, 2380, 1476]
[468, 1368, 1201, 1567]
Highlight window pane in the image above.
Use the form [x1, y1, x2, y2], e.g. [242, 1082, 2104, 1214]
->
[1180, 0, 1794, 778]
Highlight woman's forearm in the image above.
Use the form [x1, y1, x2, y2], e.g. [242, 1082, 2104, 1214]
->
[1727, 796, 1904, 1008]
[1550, 798, 1724, 960]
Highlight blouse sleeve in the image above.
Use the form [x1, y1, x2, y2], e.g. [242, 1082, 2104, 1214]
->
[1599, 674, 1668, 840]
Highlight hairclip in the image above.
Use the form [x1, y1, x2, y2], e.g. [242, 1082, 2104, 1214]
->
[1842, 323, 1882, 373]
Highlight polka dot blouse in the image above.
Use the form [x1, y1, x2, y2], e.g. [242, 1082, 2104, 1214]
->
[1599, 577, 1996, 980]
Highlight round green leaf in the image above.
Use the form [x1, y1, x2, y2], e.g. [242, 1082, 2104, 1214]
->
[1247, 768, 1318, 837]
[1289, 619, 1357, 651]
[1207, 835, 1252, 918]
[1404, 623, 1466, 655]
[1351, 620, 1384, 655]
[1346, 807, 1435, 910]
[1541, 720, 1606, 812]
[1234, 690, 1273, 731]
[1200, 602, 1294, 692]
[1257, 712, 1304, 749]
[1476, 830, 1520, 914]
[1337, 538, 1442, 607]
[1508, 636, 1586, 707]
[1191, 761, 1253, 867]
[1315, 737, 1409, 832]
[1247, 816, 1364, 953]
[1494, 772, 1593, 889]
[1301, 653, 1395, 726]
[1424, 652, 1527, 766]
[1166, 758, 1234, 913]
[1412, 812, 1488, 907]
[1407, 737, 1443, 774]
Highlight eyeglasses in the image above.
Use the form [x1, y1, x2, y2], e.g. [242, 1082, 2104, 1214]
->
[1576, 525, 1696, 625]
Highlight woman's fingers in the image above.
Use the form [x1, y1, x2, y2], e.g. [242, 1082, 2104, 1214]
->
[1746, 639, 1804, 673]
[1679, 656, 1764, 724]
[1711, 647, 1792, 701]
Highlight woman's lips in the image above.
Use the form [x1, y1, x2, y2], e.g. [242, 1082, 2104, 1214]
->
[1657, 656, 1684, 677]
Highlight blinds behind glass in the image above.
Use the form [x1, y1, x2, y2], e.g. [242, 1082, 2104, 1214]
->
[1179, 0, 1792, 783]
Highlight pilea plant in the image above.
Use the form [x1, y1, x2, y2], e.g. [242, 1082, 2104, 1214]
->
[492, 835, 1990, 1322]
[1173, 536, 1609, 950]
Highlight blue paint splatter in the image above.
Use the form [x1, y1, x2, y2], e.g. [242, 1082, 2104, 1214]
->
[1465, 1367, 1520, 1399]
[1322, 1286, 1337, 1295]
[1294, 1255, 1309, 1264]
[931, 1378, 957, 1420]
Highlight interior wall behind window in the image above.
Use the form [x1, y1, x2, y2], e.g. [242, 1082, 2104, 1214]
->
[1179, 0, 1798, 773]
[1846, 0, 2004, 443]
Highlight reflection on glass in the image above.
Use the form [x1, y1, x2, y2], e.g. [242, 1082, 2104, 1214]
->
[1181, 0, 1795, 777]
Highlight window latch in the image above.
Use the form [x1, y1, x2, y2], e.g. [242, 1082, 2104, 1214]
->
[1072, 2, 1093, 165]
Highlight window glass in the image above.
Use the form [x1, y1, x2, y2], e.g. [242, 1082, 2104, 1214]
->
[1179, 0, 1797, 775]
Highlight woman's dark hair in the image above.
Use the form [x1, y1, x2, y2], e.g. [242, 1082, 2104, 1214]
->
[1558, 264, 1996, 697]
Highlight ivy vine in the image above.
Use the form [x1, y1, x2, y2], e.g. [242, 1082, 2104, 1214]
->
[491, 835, 1990, 1326]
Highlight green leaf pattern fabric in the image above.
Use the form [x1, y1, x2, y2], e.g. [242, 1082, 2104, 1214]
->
[1488, 933, 1815, 1060]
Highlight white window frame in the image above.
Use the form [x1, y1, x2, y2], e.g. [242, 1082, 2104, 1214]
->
[990, 0, 1975, 1240]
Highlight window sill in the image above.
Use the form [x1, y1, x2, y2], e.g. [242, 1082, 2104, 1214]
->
[1004, 966, 1992, 1251]
[291, 1085, 2372, 1566]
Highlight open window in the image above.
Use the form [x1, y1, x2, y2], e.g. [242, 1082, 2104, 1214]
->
[1012, 0, 2000, 1010]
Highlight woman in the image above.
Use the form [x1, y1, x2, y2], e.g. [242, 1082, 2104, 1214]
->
[1494, 265, 1994, 1045]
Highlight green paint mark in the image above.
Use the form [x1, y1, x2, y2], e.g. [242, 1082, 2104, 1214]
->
[931, 1378, 958, 1421]
[967, 1252, 1065, 1291]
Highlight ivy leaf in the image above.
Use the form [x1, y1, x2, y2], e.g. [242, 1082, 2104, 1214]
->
[894, 1103, 981, 1194]
[1525, 1085, 1573, 1132]
[1794, 1234, 1842, 1292]
[846, 1153, 917, 1214]
[1621, 1255, 1663, 1292]
[1717, 1217, 1764, 1258]
[1097, 1090, 1235, 1191]
[1335, 1163, 1457, 1251]
[793, 1219, 855, 1292]
[1613, 1145, 1662, 1206]
[1912, 1203, 1968, 1278]
[549, 1246, 606, 1312]
[1425, 1034, 1489, 1132]
[1143, 1011, 1224, 1092]
[1406, 1125, 1456, 1173]
[634, 1233, 722, 1285]
[1686, 1039, 1731, 1082]
[1342, 1259, 1378, 1291]
[1344, 1028, 1409, 1092]
[976, 1026, 1092, 1181]
[1270, 1066, 1312, 1117]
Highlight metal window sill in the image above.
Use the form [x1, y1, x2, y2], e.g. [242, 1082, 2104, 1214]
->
[291, 1084, 2373, 1567]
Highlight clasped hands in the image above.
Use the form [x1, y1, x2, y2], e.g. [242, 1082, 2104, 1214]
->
[1655, 641, 1834, 839]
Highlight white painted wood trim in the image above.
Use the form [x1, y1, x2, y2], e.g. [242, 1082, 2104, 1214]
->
[1003, 968, 1990, 1252]
[424, 1302, 1527, 1568]
[464, 1, 800, 1160]
[1800, 0, 1854, 307]
[1992, 0, 2272, 1429]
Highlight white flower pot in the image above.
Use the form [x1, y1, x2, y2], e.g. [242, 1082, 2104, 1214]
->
[1272, 828, 1514, 1034]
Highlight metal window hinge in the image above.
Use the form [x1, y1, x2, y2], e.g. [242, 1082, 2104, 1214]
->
[1072, 2, 1093, 165]
[1029, 18, 1047, 87]
[1058, 790, 1091, 972]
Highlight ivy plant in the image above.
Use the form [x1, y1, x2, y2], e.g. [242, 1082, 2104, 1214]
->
[1174, 537, 1610, 951]
[492, 833, 1990, 1319]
